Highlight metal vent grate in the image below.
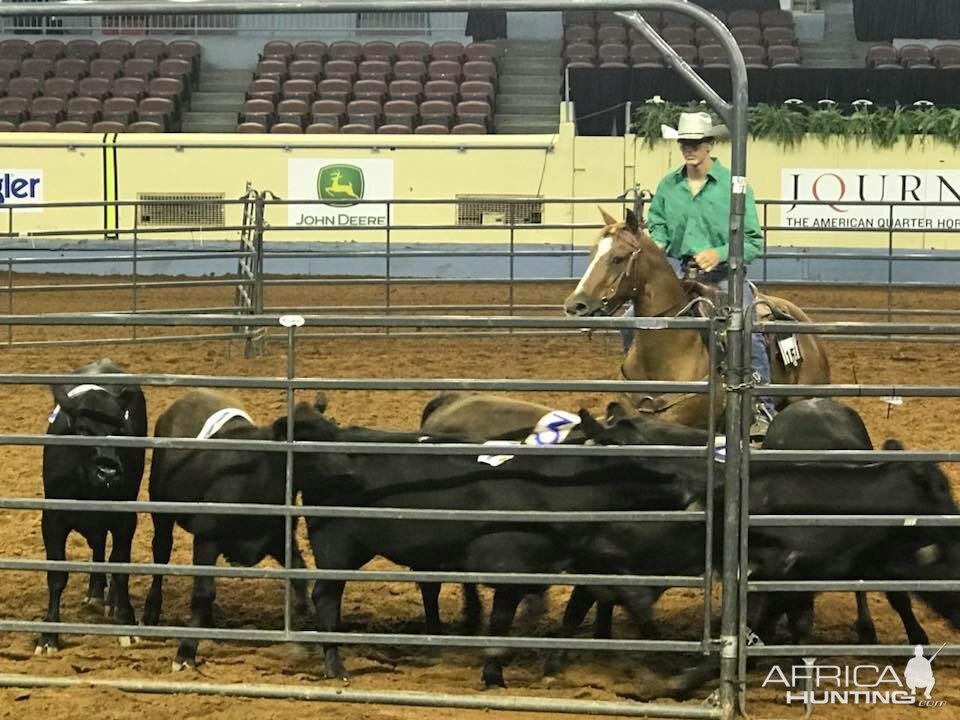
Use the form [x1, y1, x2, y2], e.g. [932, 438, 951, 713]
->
[456, 195, 544, 226]
[356, 12, 429, 30]
[137, 193, 225, 228]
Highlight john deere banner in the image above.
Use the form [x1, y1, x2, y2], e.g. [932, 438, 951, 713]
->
[781, 168, 960, 231]
[287, 159, 394, 228]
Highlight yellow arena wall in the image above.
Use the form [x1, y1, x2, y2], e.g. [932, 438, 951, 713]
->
[2, 124, 960, 254]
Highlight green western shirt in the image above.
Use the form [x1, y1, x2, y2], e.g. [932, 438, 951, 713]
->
[647, 159, 764, 264]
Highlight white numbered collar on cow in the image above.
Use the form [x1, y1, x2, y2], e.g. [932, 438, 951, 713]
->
[477, 410, 581, 466]
[197, 408, 254, 439]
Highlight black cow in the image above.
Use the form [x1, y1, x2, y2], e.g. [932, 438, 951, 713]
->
[281, 401, 700, 687]
[143, 390, 349, 670]
[37, 358, 147, 655]
[576, 406, 960, 696]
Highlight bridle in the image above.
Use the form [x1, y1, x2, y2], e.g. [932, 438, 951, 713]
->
[597, 227, 693, 319]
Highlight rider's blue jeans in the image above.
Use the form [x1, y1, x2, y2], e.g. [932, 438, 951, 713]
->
[618, 267, 775, 416]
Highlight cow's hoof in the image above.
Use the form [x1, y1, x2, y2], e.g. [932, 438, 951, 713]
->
[171, 659, 196, 673]
[33, 643, 58, 657]
[82, 595, 105, 608]
[141, 608, 160, 627]
[118, 635, 140, 648]
[482, 665, 507, 689]
[855, 625, 878, 644]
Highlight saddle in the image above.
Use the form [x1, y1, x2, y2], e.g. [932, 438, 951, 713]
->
[680, 280, 803, 369]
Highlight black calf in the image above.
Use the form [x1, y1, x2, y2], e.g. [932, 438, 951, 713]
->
[37, 358, 147, 655]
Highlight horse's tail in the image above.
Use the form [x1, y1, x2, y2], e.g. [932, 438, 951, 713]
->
[420, 391, 467, 427]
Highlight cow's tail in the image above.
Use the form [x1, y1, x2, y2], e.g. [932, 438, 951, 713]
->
[420, 392, 464, 427]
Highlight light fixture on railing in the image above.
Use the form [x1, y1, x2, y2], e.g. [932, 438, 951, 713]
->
[817, 99, 837, 108]
[913, 100, 935, 107]
[852, 99, 874, 109]
[783, 98, 804, 106]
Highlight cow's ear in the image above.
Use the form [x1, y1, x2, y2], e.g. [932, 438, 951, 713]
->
[50, 384, 72, 411]
[605, 401, 630, 424]
[882, 438, 905, 451]
[577, 408, 607, 441]
[625, 209, 640, 234]
[272, 416, 289, 441]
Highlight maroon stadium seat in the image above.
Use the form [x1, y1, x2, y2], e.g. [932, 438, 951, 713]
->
[598, 43, 629, 65]
[389, 79, 422, 103]
[237, 122, 267, 133]
[134, 40, 168, 62]
[288, 60, 322, 82]
[358, 60, 391, 82]
[102, 97, 138, 125]
[55, 120, 91, 132]
[138, 97, 175, 129]
[362, 41, 395, 62]
[414, 124, 449, 134]
[432, 41, 465, 62]
[346, 99, 381, 128]
[419, 99, 454, 127]
[112, 77, 148, 101]
[261, 41, 294, 62]
[329, 41, 362, 62]
[377, 124, 411, 134]
[54, 58, 88, 81]
[397, 41, 430, 63]
[247, 78, 280, 103]
[393, 60, 427, 83]
[0, 58, 21, 80]
[33, 40, 65, 61]
[127, 120, 164, 133]
[66, 96, 102, 124]
[564, 25, 595, 44]
[0, 39, 32, 60]
[340, 123, 373, 134]
[324, 60, 358, 81]
[455, 100, 490, 127]
[464, 43, 497, 62]
[270, 122, 303, 133]
[728, 9, 760, 27]
[7, 77, 41, 99]
[64, 39, 98, 62]
[91, 120, 126, 133]
[352, 79, 387, 103]
[276, 98, 309, 127]
[305, 122, 338, 134]
[43, 77, 77, 99]
[662, 26, 695, 46]
[0, 121, 15, 133]
[30, 96, 65, 124]
[732, 26, 763, 46]
[310, 99, 346, 129]
[451, 122, 487, 134]
[459, 80, 494, 104]
[240, 98, 274, 126]
[19, 120, 54, 132]
[763, 27, 797, 46]
[760, 9, 794, 28]
[76, 77, 111, 101]
[89, 59, 122, 80]
[123, 58, 158, 80]
[383, 99, 417, 129]
[317, 78, 352, 104]
[424, 79, 459, 103]
[294, 41, 327, 61]
[282, 79, 316, 104]
[598, 25, 628, 45]
[21, 59, 54, 80]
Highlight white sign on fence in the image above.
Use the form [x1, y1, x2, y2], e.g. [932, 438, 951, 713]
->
[781, 168, 960, 231]
[287, 159, 393, 229]
[0, 169, 43, 212]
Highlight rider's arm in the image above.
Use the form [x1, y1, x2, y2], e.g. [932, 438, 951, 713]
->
[646, 182, 670, 251]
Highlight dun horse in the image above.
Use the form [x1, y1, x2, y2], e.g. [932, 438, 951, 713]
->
[562, 208, 830, 428]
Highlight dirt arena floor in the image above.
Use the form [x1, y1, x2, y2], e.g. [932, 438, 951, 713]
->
[0, 275, 959, 720]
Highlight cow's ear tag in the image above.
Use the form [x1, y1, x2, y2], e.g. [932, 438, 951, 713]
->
[124, 410, 130, 421]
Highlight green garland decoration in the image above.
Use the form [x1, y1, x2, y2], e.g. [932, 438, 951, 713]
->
[630, 102, 960, 148]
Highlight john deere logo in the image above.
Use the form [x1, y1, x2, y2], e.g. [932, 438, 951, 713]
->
[317, 164, 364, 207]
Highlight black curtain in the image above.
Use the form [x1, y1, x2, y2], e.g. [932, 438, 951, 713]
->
[466, 11, 507, 41]
[853, 0, 960, 41]
[569, 67, 960, 136]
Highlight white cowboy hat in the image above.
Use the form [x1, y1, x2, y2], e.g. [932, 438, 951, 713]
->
[660, 111, 728, 141]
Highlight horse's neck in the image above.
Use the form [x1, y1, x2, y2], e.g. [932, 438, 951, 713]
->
[626, 265, 709, 381]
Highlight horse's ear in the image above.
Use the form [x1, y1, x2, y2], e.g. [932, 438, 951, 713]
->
[598, 206, 618, 228]
[625, 209, 640, 234]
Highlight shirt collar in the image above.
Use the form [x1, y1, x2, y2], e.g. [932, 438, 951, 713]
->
[673, 157, 725, 183]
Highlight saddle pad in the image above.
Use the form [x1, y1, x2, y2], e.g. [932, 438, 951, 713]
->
[197, 408, 253, 439]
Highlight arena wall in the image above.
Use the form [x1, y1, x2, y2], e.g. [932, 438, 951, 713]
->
[2, 122, 959, 281]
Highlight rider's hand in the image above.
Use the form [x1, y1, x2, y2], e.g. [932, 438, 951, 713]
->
[693, 248, 721, 273]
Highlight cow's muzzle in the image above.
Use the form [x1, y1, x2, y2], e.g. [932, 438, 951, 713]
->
[93, 456, 122, 486]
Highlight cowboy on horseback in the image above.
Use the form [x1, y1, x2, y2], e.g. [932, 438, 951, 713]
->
[619, 111, 775, 435]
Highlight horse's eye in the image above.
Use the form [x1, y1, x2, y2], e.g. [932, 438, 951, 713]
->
[611, 256, 625, 265]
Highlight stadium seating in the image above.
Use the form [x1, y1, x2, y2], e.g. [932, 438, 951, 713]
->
[865, 42, 960, 70]
[238, 39, 496, 133]
[561, 7, 801, 70]
[0, 38, 196, 131]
